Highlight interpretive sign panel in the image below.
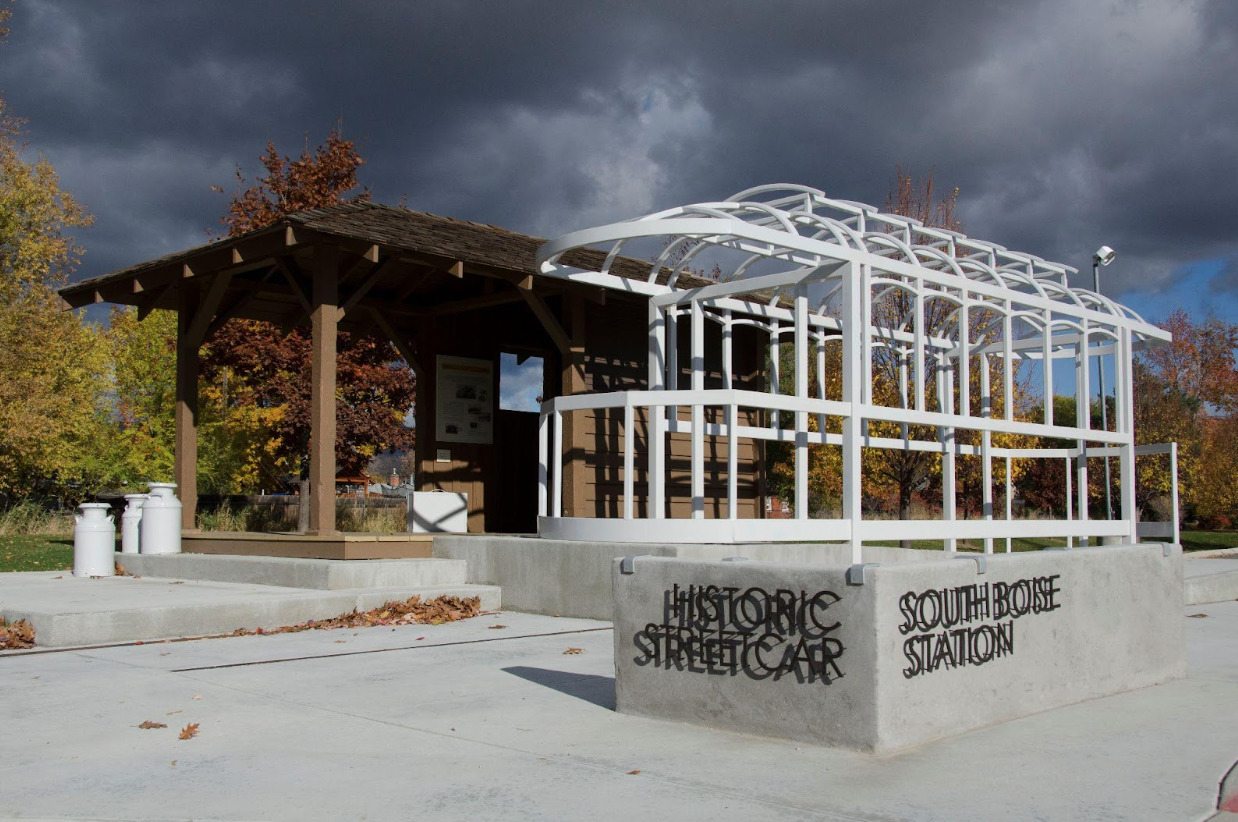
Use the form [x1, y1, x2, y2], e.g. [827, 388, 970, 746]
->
[436, 355, 493, 445]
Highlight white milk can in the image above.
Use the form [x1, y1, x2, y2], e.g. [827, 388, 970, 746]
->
[73, 503, 116, 577]
[120, 494, 147, 554]
[139, 482, 182, 554]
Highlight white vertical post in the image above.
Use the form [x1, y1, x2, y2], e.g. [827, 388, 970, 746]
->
[538, 410, 549, 518]
[691, 300, 704, 519]
[1005, 455, 1013, 552]
[1170, 441, 1180, 545]
[650, 399, 665, 519]
[1076, 322, 1090, 540]
[816, 332, 827, 433]
[1003, 306, 1014, 421]
[941, 359, 956, 552]
[770, 319, 781, 435]
[721, 310, 733, 390]
[1065, 454, 1074, 548]
[841, 262, 863, 564]
[1042, 314, 1054, 427]
[623, 401, 635, 520]
[551, 410, 563, 518]
[648, 300, 666, 391]
[958, 297, 970, 417]
[980, 353, 993, 554]
[914, 286, 926, 412]
[794, 287, 809, 520]
[899, 350, 910, 444]
[1118, 327, 1137, 542]
[648, 300, 666, 519]
[727, 401, 738, 520]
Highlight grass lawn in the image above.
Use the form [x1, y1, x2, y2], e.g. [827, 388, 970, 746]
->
[0, 535, 75, 573]
[1180, 530, 1238, 552]
[0, 529, 1231, 574]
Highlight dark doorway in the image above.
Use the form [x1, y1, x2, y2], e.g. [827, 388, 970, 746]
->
[486, 353, 545, 533]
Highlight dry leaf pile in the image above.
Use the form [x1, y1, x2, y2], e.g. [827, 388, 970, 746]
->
[226, 595, 482, 637]
[0, 619, 35, 650]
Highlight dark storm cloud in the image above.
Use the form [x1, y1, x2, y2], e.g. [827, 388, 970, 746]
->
[3, 0, 1236, 322]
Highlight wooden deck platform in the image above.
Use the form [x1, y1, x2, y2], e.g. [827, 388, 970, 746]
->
[182, 531, 435, 560]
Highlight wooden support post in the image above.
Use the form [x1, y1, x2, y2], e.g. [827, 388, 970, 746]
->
[308, 245, 339, 535]
[174, 284, 199, 531]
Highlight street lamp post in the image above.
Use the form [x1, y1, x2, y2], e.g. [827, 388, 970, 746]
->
[1093, 245, 1116, 523]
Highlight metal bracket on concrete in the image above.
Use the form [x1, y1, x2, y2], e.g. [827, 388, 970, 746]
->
[620, 555, 647, 575]
[959, 555, 987, 575]
[846, 563, 880, 586]
[722, 556, 750, 562]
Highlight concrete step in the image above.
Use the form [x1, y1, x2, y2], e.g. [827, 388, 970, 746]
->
[0, 572, 500, 648]
[1184, 551, 1238, 605]
[117, 552, 468, 590]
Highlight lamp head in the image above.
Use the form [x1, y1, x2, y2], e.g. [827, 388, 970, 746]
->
[1093, 245, 1116, 266]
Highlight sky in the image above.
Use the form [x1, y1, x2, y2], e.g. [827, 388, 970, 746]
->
[5, 0, 1238, 332]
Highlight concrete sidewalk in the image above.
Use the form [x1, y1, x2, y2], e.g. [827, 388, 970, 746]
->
[2, 602, 1236, 821]
[0, 569, 500, 647]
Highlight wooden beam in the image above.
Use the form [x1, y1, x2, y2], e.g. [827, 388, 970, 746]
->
[394, 268, 435, 303]
[448, 260, 464, 279]
[431, 290, 525, 316]
[137, 282, 176, 321]
[520, 290, 572, 357]
[368, 307, 424, 376]
[276, 257, 313, 316]
[203, 291, 258, 341]
[184, 270, 234, 349]
[340, 258, 393, 316]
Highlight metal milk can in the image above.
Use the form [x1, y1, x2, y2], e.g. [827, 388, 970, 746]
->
[73, 503, 116, 577]
[139, 482, 182, 554]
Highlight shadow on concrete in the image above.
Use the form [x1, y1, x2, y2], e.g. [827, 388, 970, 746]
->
[503, 666, 616, 711]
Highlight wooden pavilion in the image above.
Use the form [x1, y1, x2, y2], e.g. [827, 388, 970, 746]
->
[60, 203, 770, 556]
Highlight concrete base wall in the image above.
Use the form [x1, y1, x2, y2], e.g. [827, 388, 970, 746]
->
[611, 544, 1185, 752]
[433, 536, 933, 619]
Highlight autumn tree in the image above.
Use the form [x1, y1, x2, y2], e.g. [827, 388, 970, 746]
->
[1134, 309, 1238, 527]
[198, 129, 415, 491]
[0, 7, 107, 502]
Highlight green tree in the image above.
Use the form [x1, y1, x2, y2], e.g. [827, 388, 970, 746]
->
[0, 8, 105, 502]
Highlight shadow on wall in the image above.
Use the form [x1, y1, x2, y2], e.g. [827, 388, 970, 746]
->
[503, 666, 616, 711]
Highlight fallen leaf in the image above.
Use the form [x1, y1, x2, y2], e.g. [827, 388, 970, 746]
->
[488, 624, 507, 630]
[334, 640, 347, 644]
[0, 618, 36, 650]
[178, 723, 199, 740]
[563, 647, 584, 655]
[115, 562, 128, 576]
[191, 694, 203, 700]
[627, 770, 641, 775]
[170, 760, 177, 767]
[137, 721, 167, 729]
[1187, 613, 1208, 618]
[170, 581, 184, 585]
[166, 710, 182, 716]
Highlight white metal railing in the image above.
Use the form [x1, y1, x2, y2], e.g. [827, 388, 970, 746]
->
[537, 388, 1161, 555]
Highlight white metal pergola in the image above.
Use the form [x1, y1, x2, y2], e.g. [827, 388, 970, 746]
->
[533, 184, 1176, 558]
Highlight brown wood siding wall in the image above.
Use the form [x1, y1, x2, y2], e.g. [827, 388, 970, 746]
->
[574, 301, 768, 520]
[415, 287, 769, 530]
